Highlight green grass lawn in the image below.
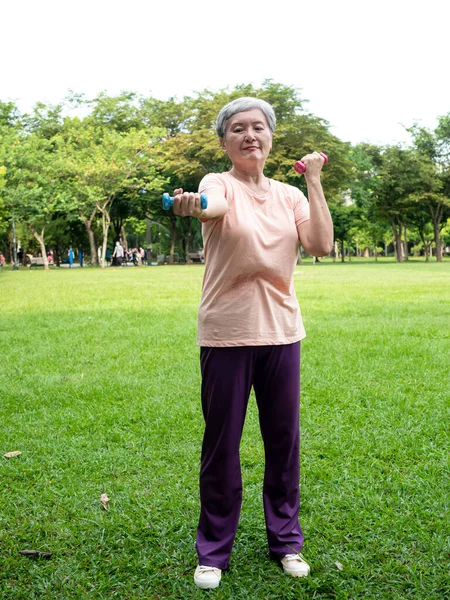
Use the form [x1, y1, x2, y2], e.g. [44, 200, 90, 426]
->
[1, 260, 449, 599]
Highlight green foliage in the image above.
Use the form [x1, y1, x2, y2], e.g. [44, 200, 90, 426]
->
[22, 101, 64, 138]
[155, 81, 353, 204]
[0, 100, 21, 128]
[407, 119, 450, 259]
[2, 133, 64, 226]
[1, 85, 449, 262]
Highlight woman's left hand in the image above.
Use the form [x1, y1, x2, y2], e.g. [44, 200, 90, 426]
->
[299, 152, 325, 180]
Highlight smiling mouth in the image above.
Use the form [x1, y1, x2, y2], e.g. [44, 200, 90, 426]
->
[244, 146, 259, 150]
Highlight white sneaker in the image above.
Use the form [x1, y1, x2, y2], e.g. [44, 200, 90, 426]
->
[280, 553, 310, 577]
[194, 565, 222, 589]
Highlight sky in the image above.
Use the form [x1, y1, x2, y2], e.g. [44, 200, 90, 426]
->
[1, 0, 449, 146]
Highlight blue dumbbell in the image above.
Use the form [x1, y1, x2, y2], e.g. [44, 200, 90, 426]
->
[162, 193, 208, 211]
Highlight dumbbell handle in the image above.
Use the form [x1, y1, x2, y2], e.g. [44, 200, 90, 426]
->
[162, 193, 208, 211]
[294, 152, 328, 175]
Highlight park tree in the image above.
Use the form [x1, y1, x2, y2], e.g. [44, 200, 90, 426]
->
[406, 157, 446, 261]
[1, 132, 66, 269]
[54, 91, 176, 265]
[153, 81, 353, 260]
[0, 101, 22, 129]
[0, 102, 22, 255]
[55, 118, 166, 267]
[0, 165, 9, 252]
[343, 143, 381, 258]
[4, 85, 448, 266]
[409, 208, 435, 261]
[328, 202, 360, 261]
[441, 218, 450, 252]
[23, 101, 64, 138]
[0, 100, 79, 268]
[140, 96, 193, 137]
[371, 146, 426, 262]
[84, 91, 144, 133]
[408, 115, 450, 261]
[172, 80, 353, 201]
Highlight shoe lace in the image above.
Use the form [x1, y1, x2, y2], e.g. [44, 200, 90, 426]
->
[284, 553, 306, 563]
[197, 565, 220, 575]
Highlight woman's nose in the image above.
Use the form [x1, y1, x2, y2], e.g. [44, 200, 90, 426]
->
[244, 129, 256, 141]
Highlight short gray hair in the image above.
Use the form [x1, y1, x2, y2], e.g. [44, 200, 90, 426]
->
[216, 97, 276, 138]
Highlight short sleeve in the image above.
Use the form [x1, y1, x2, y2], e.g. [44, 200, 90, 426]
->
[198, 173, 228, 223]
[293, 188, 310, 228]
[199, 173, 227, 197]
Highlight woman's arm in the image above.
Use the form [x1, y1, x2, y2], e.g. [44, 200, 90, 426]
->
[296, 154, 334, 257]
[172, 188, 228, 220]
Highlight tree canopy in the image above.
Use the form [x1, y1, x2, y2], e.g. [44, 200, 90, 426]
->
[1, 84, 449, 267]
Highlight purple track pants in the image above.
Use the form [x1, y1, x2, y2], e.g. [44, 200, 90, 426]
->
[196, 342, 304, 570]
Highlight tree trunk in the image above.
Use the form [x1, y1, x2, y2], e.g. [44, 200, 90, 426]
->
[112, 217, 124, 243]
[403, 224, 408, 261]
[419, 231, 430, 262]
[120, 225, 127, 251]
[145, 215, 153, 264]
[185, 231, 192, 262]
[29, 225, 49, 270]
[168, 220, 177, 263]
[100, 206, 111, 269]
[431, 208, 443, 262]
[80, 208, 98, 266]
[391, 220, 403, 263]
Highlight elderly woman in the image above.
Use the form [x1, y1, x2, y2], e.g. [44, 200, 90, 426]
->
[172, 97, 333, 590]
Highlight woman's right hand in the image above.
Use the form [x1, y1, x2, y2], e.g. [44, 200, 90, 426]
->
[172, 188, 205, 218]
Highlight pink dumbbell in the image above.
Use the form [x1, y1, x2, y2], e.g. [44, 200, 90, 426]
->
[294, 152, 328, 175]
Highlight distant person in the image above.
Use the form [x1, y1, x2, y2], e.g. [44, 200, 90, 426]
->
[132, 248, 141, 266]
[112, 241, 124, 266]
[105, 248, 111, 265]
[0, 253, 6, 266]
[68, 247, 75, 267]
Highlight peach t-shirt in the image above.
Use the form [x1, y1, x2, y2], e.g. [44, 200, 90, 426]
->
[197, 172, 310, 347]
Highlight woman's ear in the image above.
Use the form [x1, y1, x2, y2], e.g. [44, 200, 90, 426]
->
[219, 138, 227, 152]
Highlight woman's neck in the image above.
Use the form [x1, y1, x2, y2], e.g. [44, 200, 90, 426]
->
[229, 166, 270, 194]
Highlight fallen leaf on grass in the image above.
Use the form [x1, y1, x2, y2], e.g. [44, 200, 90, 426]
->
[335, 561, 344, 571]
[100, 493, 110, 510]
[4, 451, 22, 458]
[19, 550, 52, 560]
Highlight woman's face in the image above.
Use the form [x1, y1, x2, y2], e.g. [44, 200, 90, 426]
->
[220, 108, 272, 167]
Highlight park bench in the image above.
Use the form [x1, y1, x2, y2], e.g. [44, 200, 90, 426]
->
[187, 252, 204, 263]
[30, 257, 46, 267]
